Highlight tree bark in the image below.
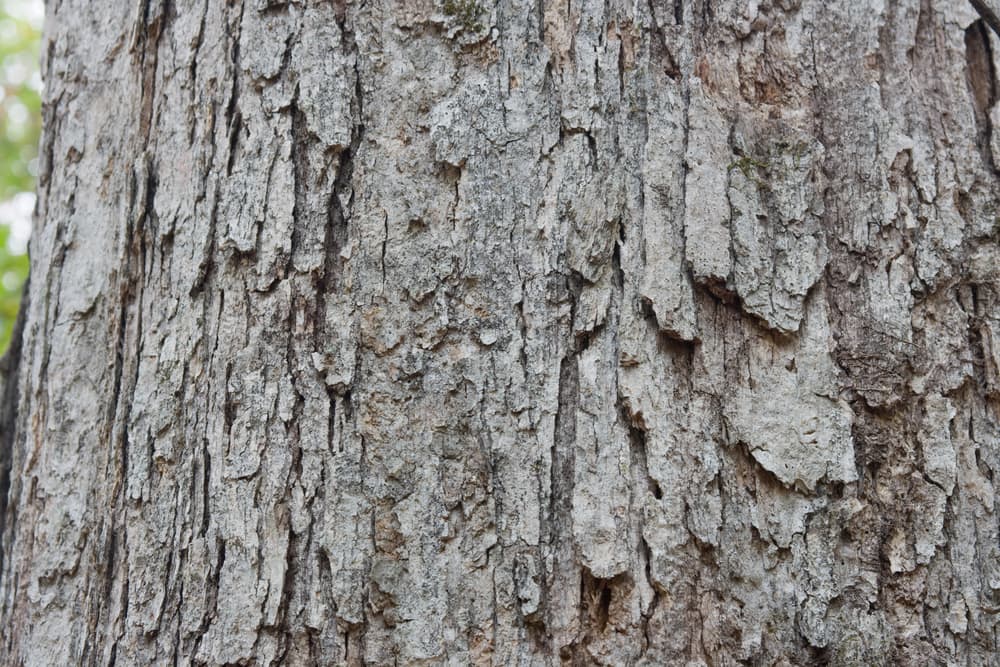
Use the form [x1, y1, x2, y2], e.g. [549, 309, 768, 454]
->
[1, 0, 999, 664]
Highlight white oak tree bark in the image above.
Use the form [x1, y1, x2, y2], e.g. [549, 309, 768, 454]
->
[1, 0, 999, 664]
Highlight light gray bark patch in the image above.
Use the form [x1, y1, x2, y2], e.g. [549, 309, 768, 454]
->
[728, 121, 827, 334]
[683, 79, 735, 294]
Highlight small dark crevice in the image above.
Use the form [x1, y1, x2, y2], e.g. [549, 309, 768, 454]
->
[341, 388, 353, 423]
[807, 644, 833, 666]
[626, 416, 662, 500]
[111, 154, 153, 528]
[585, 131, 598, 165]
[223, 1, 246, 175]
[208, 540, 228, 625]
[515, 294, 529, 369]
[970, 0, 1000, 39]
[189, 178, 220, 298]
[375, 210, 387, 293]
[545, 347, 580, 660]
[288, 89, 309, 270]
[269, 503, 300, 640]
[274, 30, 296, 86]
[326, 146, 354, 279]
[257, 0, 294, 17]
[535, 0, 545, 42]
[186, 0, 210, 120]
[548, 353, 579, 559]
[37, 87, 59, 203]
[638, 534, 661, 654]
[200, 439, 211, 537]
[171, 579, 184, 666]
[341, 620, 364, 666]
[645, 0, 680, 79]
[964, 18, 998, 171]
[132, 0, 168, 145]
[316, 549, 336, 637]
[636, 294, 699, 349]
[964, 284, 989, 392]
[312, 9, 364, 363]
[576, 570, 628, 648]
[223, 361, 236, 439]
[315, 120, 359, 309]
[204, 537, 227, 627]
[700, 0, 712, 26]
[327, 388, 339, 454]
[734, 439, 797, 493]
[616, 32, 626, 100]
[569, 283, 603, 355]
[101, 525, 119, 627]
[333, 0, 349, 32]
[591, 576, 613, 633]
[225, 111, 244, 176]
[612, 221, 626, 303]
[559, 124, 599, 165]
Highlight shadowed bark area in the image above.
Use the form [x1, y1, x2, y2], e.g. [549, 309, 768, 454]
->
[1, 0, 999, 665]
[0, 281, 27, 577]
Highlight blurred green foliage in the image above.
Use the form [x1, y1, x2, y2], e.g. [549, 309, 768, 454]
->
[0, 223, 27, 351]
[0, 0, 41, 354]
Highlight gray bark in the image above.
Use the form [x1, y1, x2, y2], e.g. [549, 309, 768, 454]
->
[1, 0, 999, 664]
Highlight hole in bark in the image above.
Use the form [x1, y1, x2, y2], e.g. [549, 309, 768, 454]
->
[580, 570, 617, 634]
[596, 586, 611, 631]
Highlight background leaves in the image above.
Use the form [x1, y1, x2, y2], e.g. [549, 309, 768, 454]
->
[0, 0, 41, 354]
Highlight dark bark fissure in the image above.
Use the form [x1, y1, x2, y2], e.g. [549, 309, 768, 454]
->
[970, 0, 1000, 39]
[0, 282, 29, 579]
[645, 0, 681, 80]
[961, 285, 991, 395]
[133, 0, 166, 144]
[186, 0, 210, 113]
[965, 18, 998, 172]
[547, 345, 578, 655]
[223, 3, 245, 178]
[288, 91, 309, 272]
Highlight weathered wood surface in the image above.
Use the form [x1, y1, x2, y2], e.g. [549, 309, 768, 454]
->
[1, 0, 999, 664]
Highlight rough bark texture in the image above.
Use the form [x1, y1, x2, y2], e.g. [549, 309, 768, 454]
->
[1, 0, 999, 664]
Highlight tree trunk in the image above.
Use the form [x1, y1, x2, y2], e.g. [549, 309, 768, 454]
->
[1, 0, 999, 664]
